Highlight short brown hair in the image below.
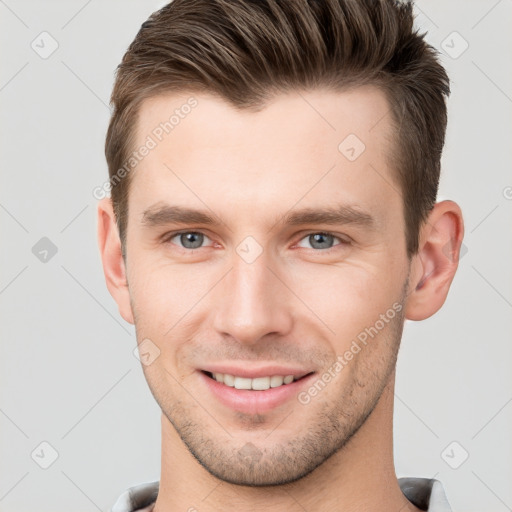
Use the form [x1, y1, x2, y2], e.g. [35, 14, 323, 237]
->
[105, 0, 450, 258]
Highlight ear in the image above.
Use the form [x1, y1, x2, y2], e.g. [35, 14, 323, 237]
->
[97, 198, 134, 324]
[404, 200, 464, 321]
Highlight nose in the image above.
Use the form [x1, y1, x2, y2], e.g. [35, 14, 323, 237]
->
[212, 247, 293, 346]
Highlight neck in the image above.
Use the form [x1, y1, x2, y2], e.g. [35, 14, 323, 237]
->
[153, 370, 421, 512]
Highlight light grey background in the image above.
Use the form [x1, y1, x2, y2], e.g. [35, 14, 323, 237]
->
[1, 1, 511, 511]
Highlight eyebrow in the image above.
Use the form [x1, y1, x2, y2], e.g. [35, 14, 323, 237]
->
[141, 203, 377, 231]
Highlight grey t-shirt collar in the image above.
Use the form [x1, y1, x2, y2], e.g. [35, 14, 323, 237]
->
[111, 476, 452, 512]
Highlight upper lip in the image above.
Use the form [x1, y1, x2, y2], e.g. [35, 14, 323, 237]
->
[200, 364, 314, 380]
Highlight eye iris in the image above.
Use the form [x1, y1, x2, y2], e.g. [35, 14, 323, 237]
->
[176, 233, 338, 250]
[310, 233, 333, 249]
[181, 232, 203, 249]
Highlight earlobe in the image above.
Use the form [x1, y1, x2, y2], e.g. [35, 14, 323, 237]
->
[97, 198, 134, 325]
[404, 200, 465, 321]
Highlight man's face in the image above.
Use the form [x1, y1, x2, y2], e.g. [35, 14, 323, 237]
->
[123, 87, 411, 485]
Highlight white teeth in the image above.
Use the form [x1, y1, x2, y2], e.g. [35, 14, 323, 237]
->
[270, 375, 284, 387]
[252, 377, 270, 390]
[223, 373, 235, 386]
[210, 372, 297, 390]
[234, 377, 252, 390]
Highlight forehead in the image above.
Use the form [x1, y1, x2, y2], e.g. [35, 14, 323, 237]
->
[129, 87, 400, 230]
[135, 86, 393, 153]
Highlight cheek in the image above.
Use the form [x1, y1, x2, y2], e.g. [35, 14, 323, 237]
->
[288, 261, 399, 341]
[129, 258, 204, 319]
[127, 241, 406, 353]
[128, 260, 213, 365]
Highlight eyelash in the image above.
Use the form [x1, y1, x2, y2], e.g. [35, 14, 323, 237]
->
[161, 230, 351, 254]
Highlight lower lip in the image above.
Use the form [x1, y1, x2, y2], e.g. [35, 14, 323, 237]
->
[198, 371, 315, 415]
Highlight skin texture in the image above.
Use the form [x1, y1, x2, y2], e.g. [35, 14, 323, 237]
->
[98, 87, 464, 512]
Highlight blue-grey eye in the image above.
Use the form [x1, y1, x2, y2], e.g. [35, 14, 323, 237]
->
[174, 232, 206, 249]
[297, 232, 344, 250]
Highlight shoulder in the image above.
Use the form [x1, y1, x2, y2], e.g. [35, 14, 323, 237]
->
[398, 477, 452, 512]
[111, 480, 159, 512]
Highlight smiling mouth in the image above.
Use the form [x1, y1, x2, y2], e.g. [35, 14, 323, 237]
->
[202, 370, 314, 391]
